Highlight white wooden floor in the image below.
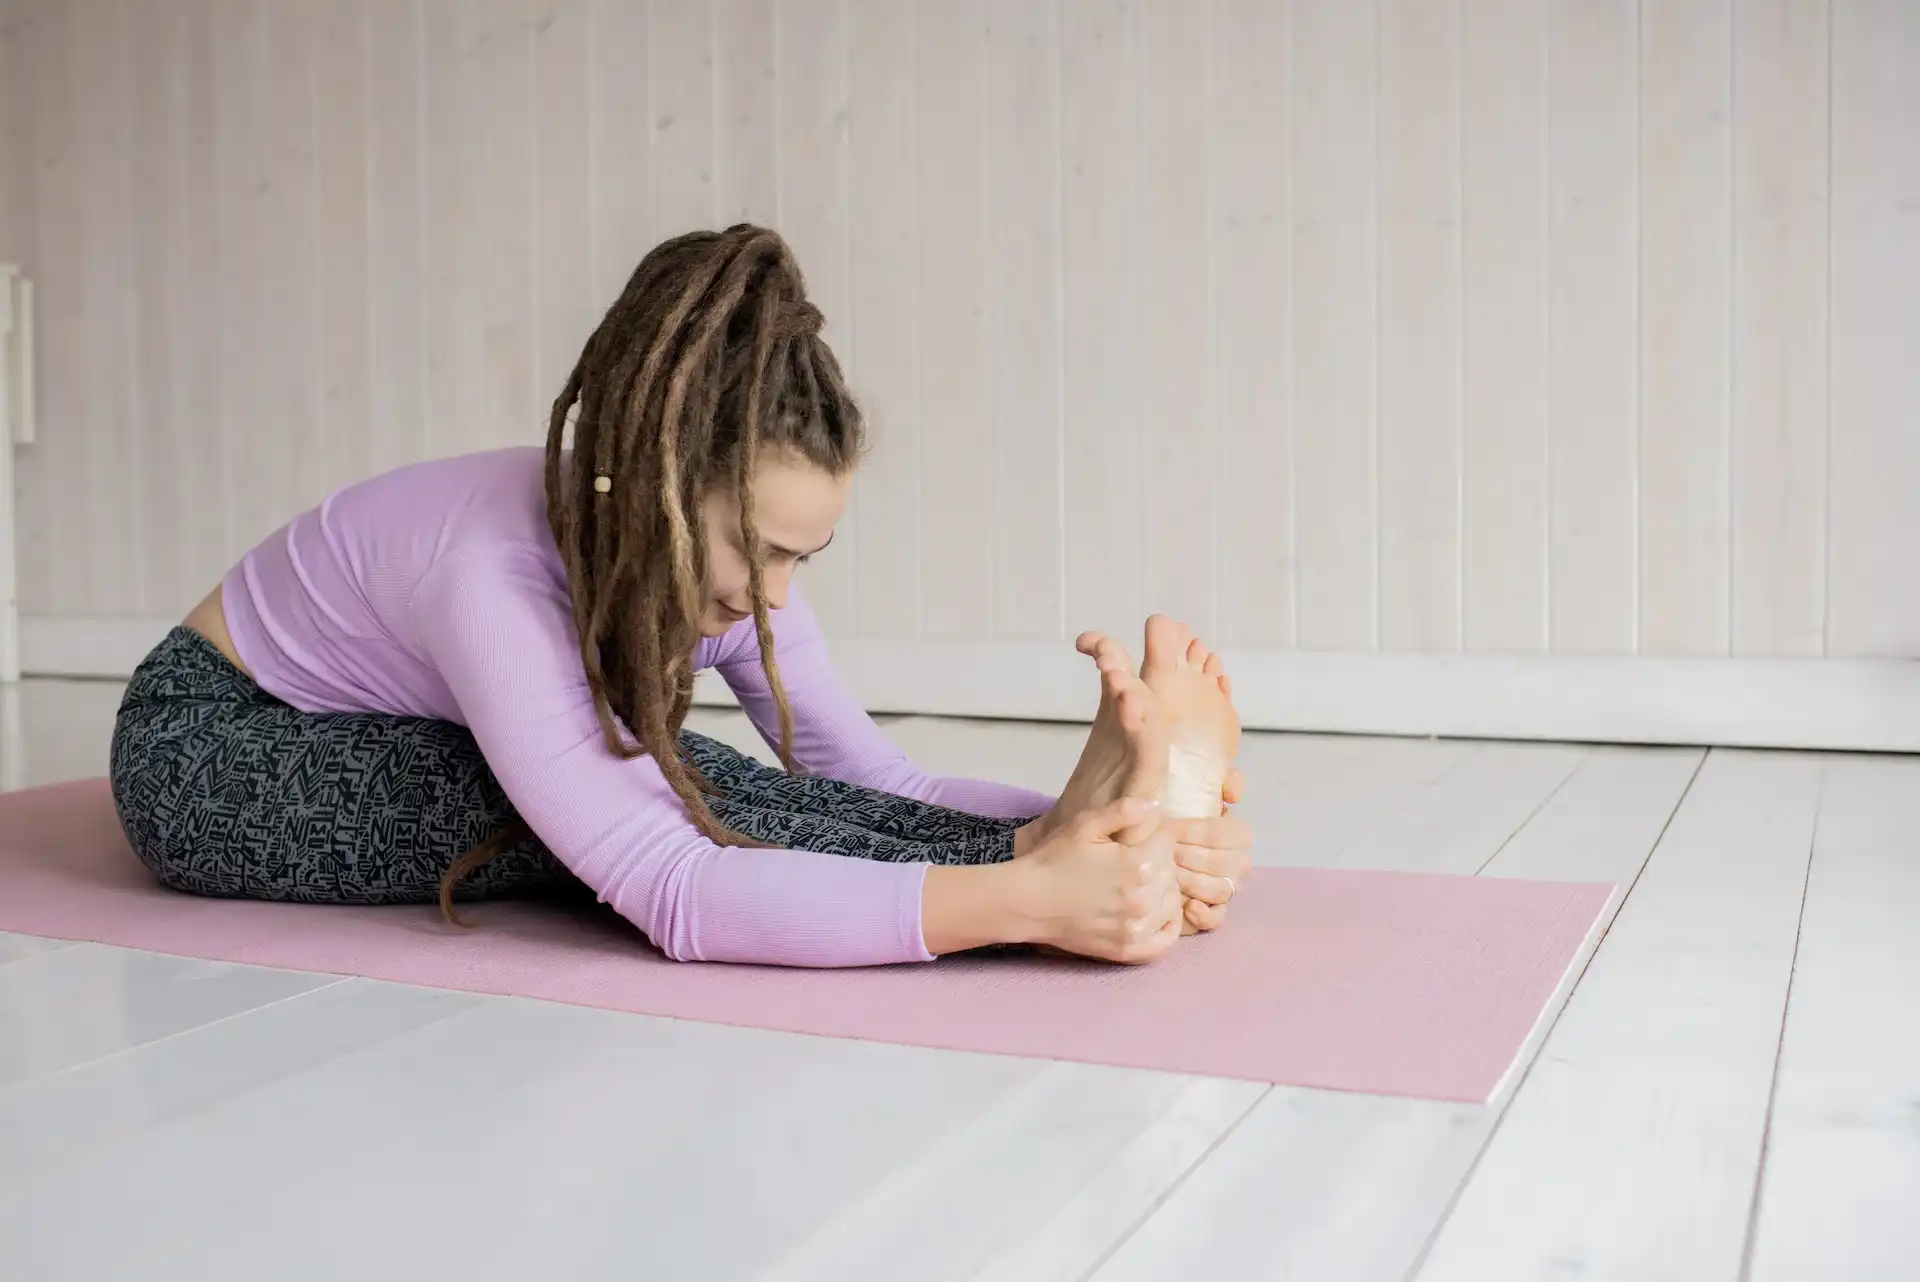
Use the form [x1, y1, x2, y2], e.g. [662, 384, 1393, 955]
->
[1, 678, 1914, 1282]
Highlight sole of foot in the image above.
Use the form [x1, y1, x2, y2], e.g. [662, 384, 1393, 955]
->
[1139, 614, 1241, 819]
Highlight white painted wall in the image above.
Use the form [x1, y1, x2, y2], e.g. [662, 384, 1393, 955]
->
[0, 1, 1915, 743]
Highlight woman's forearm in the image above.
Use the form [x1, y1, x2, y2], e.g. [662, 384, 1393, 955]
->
[921, 862, 1044, 955]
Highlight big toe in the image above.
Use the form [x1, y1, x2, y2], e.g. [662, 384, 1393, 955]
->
[1142, 614, 1194, 675]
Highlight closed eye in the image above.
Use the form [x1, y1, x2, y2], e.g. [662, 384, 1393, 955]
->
[762, 533, 833, 564]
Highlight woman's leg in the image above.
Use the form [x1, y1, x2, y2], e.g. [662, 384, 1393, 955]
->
[109, 630, 1018, 903]
[109, 628, 572, 904]
[679, 729, 1028, 842]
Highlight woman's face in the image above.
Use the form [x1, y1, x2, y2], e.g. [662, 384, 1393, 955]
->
[697, 451, 851, 636]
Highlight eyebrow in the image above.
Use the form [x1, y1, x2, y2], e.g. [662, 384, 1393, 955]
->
[764, 532, 835, 559]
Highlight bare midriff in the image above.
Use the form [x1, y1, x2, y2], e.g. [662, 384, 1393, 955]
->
[182, 584, 254, 679]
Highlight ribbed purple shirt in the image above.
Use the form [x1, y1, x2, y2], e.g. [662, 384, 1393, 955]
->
[219, 447, 1054, 967]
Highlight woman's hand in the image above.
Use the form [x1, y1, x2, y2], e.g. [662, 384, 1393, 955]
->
[1006, 795, 1184, 964]
[1167, 809, 1253, 934]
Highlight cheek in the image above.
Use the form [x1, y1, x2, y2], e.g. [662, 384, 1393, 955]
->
[705, 546, 750, 601]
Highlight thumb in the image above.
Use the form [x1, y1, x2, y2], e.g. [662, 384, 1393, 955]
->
[1077, 794, 1160, 841]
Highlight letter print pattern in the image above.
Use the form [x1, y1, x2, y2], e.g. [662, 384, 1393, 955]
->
[109, 629, 1024, 907]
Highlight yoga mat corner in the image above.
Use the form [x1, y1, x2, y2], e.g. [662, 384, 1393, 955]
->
[0, 779, 1614, 1104]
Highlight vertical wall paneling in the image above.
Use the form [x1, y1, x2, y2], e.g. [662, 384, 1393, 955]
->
[315, 0, 372, 516]
[1211, 0, 1293, 649]
[715, 0, 779, 226]
[775, 0, 857, 636]
[1378, 0, 1463, 651]
[211, 0, 260, 570]
[425, 2, 536, 458]
[848, 0, 920, 639]
[1547, 0, 1638, 654]
[533, 0, 595, 419]
[1060, 0, 1143, 640]
[1461, 0, 1549, 652]
[11, 0, 1920, 698]
[366, 0, 428, 486]
[1137, 0, 1217, 639]
[1638, 0, 1733, 655]
[1290, 0, 1378, 651]
[17, 0, 70, 614]
[203, 0, 319, 564]
[173, 0, 223, 601]
[916, 0, 993, 640]
[0, 0, 34, 656]
[0, 0, 33, 268]
[1730, 0, 1829, 657]
[587, 0, 652, 309]
[986, 0, 1065, 643]
[130, 0, 179, 614]
[1827, 0, 1920, 657]
[76, 1, 138, 614]
[262, 3, 321, 534]
[650, 0, 716, 237]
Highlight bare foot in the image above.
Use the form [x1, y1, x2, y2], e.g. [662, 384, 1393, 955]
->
[1021, 632, 1169, 852]
[1139, 615, 1241, 821]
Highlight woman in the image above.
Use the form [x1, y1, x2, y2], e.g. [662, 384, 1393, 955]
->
[107, 225, 1250, 969]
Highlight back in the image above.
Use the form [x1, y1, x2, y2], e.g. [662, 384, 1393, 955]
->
[220, 446, 560, 720]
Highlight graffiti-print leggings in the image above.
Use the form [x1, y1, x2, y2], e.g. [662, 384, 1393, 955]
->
[108, 628, 1021, 906]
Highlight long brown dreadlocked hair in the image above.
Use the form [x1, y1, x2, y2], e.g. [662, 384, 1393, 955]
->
[437, 224, 865, 924]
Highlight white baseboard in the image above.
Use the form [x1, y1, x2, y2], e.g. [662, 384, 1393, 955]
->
[21, 612, 1920, 753]
[20, 615, 179, 681]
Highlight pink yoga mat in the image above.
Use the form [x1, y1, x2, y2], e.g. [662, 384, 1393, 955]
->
[0, 779, 1612, 1103]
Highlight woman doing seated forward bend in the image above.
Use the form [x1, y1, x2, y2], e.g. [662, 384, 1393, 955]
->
[107, 224, 1251, 969]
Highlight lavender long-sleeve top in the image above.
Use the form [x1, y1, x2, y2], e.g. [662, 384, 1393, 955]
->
[219, 446, 1054, 967]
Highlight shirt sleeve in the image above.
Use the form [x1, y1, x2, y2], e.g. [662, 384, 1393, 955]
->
[711, 581, 1058, 822]
[409, 542, 935, 968]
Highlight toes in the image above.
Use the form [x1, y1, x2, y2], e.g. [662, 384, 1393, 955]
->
[1169, 621, 1197, 666]
[1079, 630, 1136, 675]
[1142, 614, 1189, 672]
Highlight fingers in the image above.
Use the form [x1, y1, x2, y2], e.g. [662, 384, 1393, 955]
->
[1174, 846, 1251, 895]
[1167, 814, 1255, 870]
[1119, 896, 1184, 963]
[1175, 864, 1237, 908]
[1183, 896, 1227, 934]
[1222, 768, 1246, 806]
[1076, 794, 1161, 842]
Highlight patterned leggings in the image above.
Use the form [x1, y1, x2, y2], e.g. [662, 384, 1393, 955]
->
[108, 628, 1022, 905]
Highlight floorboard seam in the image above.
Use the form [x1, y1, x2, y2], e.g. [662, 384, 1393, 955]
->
[1736, 759, 1826, 1282]
[1394, 745, 1714, 1282]
[1069, 1083, 1274, 1282]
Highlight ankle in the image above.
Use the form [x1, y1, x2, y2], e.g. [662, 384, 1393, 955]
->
[1011, 814, 1051, 858]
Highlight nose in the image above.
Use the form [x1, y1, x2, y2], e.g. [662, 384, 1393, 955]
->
[762, 564, 793, 611]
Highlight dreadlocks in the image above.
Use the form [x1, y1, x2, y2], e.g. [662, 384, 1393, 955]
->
[438, 225, 864, 923]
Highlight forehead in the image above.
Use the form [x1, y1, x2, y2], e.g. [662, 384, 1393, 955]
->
[745, 453, 849, 540]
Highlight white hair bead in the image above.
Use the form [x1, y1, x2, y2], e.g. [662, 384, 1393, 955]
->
[593, 474, 612, 493]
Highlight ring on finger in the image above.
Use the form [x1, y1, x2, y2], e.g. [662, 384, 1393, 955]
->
[1222, 876, 1237, 900]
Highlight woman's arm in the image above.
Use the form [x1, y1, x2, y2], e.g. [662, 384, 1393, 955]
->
[711, 582, 1058, 821]
[411, 543, 1016, 966]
